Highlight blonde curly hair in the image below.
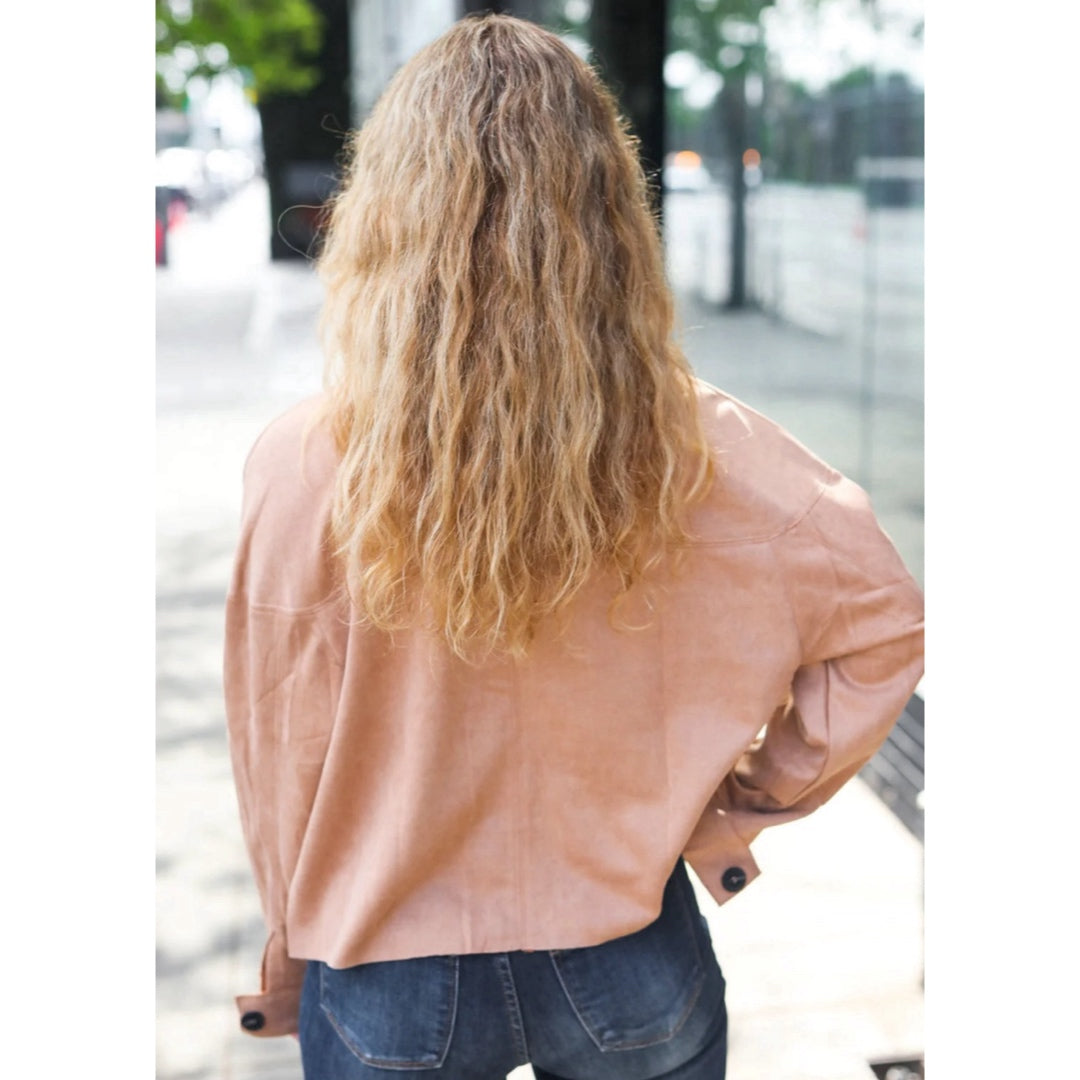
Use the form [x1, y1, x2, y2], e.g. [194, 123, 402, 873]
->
[317, 14, 713, 661]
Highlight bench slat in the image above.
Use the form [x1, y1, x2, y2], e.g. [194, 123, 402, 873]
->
[860, 692, 924, 841]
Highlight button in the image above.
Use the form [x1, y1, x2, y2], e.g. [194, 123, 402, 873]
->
[721, 866, 747, 892]
[241, 1011, 266, 1032]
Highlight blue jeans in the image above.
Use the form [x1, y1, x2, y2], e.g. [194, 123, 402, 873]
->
[298, 858, 727, 1079]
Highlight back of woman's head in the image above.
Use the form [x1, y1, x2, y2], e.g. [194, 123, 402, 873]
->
[318, 13, 713, 661]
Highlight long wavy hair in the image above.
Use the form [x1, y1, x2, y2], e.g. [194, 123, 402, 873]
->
[317, 14, 714, 661]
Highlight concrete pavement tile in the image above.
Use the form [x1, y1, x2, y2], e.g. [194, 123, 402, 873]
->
[225, 1032, 303, 1080]
[726, 1009, 899, 1080]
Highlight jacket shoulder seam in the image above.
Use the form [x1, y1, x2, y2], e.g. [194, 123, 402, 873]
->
[686, 479, 830, 548]
[231, 591, 345, 618]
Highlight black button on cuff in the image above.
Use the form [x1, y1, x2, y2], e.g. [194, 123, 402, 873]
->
[241, 1011, 266, 1032]
[721, 866, 747, 893]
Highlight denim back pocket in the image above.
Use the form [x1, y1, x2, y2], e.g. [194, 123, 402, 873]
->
[549, 864, 707, 1051]
[318, 954, 459, 1069]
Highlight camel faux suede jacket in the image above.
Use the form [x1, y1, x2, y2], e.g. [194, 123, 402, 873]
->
[223, 380, 924, 1037]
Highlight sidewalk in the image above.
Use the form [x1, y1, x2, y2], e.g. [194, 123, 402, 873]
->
[156, 196, 923, 1079]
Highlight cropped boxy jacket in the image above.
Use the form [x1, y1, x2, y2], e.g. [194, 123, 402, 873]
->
[223, 380, 925, 1036]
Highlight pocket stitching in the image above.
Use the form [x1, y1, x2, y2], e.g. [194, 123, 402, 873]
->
[317, 956, 460, 1069]
[549, 871, 708, 1052]
[551, 953, 706, 1053]
[548, 953, 610, 1053]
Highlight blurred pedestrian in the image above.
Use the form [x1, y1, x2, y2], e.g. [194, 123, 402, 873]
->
[224, 14, 923, 1080]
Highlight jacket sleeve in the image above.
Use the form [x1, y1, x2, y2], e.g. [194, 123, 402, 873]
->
[223, 448, 343, 1038]
[720, 470, 924, 850]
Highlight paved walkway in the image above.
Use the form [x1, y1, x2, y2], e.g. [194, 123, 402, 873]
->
[157, 183, 923, 1079]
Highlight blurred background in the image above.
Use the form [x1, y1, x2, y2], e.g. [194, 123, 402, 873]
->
[157, 2, 924, 1078]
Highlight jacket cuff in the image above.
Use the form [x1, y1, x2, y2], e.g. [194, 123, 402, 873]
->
[682, 805, 763, 908]
[235, 929, 307, 1037]
[235, 986, 304, 1038]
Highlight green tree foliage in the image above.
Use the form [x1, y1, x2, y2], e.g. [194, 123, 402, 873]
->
[670, 0, 773, 78]
[155, 0, 325, 100]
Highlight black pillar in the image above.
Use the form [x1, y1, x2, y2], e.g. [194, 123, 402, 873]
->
[257, 0, 351, 260]
[460, 1, 510, 14]
[588, 0, 668, 220]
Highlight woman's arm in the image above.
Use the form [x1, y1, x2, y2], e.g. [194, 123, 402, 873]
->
[722, 471, 925, 846]
[222, 419, 343, 1038]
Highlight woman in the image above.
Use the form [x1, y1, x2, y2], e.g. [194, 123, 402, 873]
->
[224, 14, 924, 1080]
